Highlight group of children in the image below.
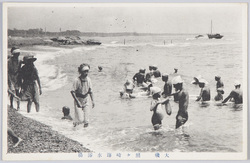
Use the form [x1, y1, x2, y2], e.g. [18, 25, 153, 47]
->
[192, 75, 243, 105]
[120, 65, 243, 131]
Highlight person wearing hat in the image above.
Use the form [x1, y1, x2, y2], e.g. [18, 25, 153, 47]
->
[133, 68, 146, 86]
[171, 76, 189, 129]
[149, 87, 169, 130]
[214, 88, 224, 101]
[196, 78, 211, 102]
[8, 47, 22, 110]
[19, 54, 42, 113]
[72, 63, 95, 128]
[61, 106, 73, 120]
[152, 65, 161, 78]
[222, 80, 242, 104]
[162, 73, 172, 98]
[215, 75, 224, 89]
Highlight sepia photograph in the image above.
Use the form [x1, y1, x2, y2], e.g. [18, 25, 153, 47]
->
[2, 2, 248, 160]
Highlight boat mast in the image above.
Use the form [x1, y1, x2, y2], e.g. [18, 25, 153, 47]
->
[211, 20, 213, 34]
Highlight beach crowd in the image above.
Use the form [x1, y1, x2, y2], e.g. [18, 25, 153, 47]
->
[7, 47, 243, 147]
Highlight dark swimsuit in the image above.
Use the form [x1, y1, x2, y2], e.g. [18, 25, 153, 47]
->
[175, 111, 188, 129]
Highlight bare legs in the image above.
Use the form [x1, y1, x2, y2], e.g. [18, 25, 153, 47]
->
[27, 100, 39, 113]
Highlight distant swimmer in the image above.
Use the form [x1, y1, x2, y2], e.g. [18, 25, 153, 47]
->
[214, 88, 224, 101]
[61, 106, 73, 120]
[222, 80, 242, 105]
[161, 73, 172, 98]
[152, 65, 161, 78]
[174, 68, 178, 74]
[215, 75, 224, 89]
[120, 79, 136, 98]
[172, 76, 189, 129]
[149, 87, 169, 130]
[98, 66, 103, 72]
[191, 75, 202, 85]
[133, 68, 147, 87]
[196, 79, 211, 102]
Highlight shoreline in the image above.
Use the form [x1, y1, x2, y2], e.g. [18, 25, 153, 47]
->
[7, 106, 91, 153]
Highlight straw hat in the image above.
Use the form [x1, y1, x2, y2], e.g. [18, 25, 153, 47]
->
[11, 47, 20, 55]
[23, 55, 37, 63]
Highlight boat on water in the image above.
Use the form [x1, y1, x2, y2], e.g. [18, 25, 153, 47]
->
[195, 35, 204, 39]
[86, 39, 102, 45]
[207, 20, 223, 39]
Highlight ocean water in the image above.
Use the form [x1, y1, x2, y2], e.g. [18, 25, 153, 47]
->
[11, 33, 243, 152]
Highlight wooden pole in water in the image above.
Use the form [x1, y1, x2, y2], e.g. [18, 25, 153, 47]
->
[171, 40, 172, 44]
[124, 39, 125, 45]
[164, 40, 165, 45]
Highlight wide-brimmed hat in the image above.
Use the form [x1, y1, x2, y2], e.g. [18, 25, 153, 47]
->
[172, 76, 183, 84]
[11, 47, 20, 55]
[191, 75, 202, 83]
[234, 80, 241, 86]
[150, 87, 161, 96]
[198, 78, 208, 84]
[23, 55, 37, 63]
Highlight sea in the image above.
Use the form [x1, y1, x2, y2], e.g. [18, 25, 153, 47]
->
[8, 33, 244, 153]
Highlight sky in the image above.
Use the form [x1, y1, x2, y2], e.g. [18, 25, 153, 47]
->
[6, 3, 246, 34]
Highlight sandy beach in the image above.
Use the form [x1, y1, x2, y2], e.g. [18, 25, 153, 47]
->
[7, 105, 91, 153]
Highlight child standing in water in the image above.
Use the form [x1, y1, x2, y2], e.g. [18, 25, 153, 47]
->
[150, 87, 168, 130]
